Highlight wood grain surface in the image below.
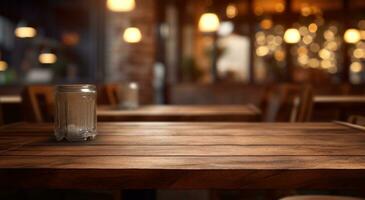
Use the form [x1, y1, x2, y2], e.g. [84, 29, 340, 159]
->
[1, 122, 365, 189]
[97, 105, 261, 122]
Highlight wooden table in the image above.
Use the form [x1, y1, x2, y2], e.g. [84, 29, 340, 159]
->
[314, 95, 365, 104]
[313, 95, 365, 121]
[1, 122, 365, 189]
[97, 105, 262, 122]
[0, 95, 21, 104]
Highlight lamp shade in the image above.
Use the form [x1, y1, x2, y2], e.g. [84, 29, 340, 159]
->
[123, 27, 142, 43]
[15, 22, 37, 38]
[199, 13, 220, 33]
[39, 52, 57, 64]
[107, 0, 135, 12]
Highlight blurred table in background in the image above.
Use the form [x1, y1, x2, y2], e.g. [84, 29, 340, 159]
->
[97, 105, 262, 122]
[0, 95, 22, 125]
[312, 95, 365, 121]
[0, 95, 21, 104]
[314, 95, 365, 104]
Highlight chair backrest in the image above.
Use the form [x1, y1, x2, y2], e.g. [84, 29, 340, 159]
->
[264, 84, 310, 122]
[290, 85, 313, 122]
[22, 85, 54, 122]
[104, 84, 119, 106]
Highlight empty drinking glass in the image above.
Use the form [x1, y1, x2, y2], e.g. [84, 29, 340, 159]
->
[54, 84, 97, 142]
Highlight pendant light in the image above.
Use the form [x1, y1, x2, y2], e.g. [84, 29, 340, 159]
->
[107, 0, 135, 12]
[39, 49, 57, 64]
[198, 1, 220, 33]
[123, 27, 142, 43]
[15, 21, 37, 38]
[199, 12, 220, 33]
[344, 28, 361, 44]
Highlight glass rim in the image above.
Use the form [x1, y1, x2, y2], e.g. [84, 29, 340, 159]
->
[55, 84, 96, 92]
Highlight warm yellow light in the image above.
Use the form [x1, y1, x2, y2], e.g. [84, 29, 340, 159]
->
[319, 49, 331, 60]
[199, 13, 220, 33]
[39, 53, 57, 64]
[326, 41, 338, 51]
[298, 55, 309, 65]
[350, 62, 362, 73]
[123, 27, 142, 43]
[275, 3, 285, 13]
[308, 23, 318, 33]
[260, 19, 273, 30]
[360, 30, 365, 40]
[256, 46, 269, 57]
[284, 28, 301, 44]
[254, 7, 263, 16]
[344, 29, 361, 44]
[297, 46, 308, 55]
[226, 4, 238, 19]
[320, 60, 332, 69]
[274, 50, 285, 61]
[353, 48, 364, 59]
[308, 58, 320, 68]
[107, 0, 135, 12]
[0, 61, 8, 71]
[15, 27, 37, 38]
[301, 6, 311, 16]
[303, 35, 313, 45]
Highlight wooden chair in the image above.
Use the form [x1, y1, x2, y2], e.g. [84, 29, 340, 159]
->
[290, 85, 313, 122]
[280, 195, 364, 200]
[263, 84, 312, 122]
[104, 83, 120, 106]
[21, 85, 54, 122]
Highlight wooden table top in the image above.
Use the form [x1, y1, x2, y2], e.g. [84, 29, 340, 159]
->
[97, 105, 262, 122]
[1, 122, 365, 189]
[314, 95, 365, 104]
[0, 95, 21, 104]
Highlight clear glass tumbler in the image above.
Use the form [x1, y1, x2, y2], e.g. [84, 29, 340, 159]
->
[54, 84, 97, 142]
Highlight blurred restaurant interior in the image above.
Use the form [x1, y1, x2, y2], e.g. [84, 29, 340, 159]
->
[1, 0, 365, 199]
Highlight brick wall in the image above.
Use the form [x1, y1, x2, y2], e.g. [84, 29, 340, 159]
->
[105, 0, 156, 104]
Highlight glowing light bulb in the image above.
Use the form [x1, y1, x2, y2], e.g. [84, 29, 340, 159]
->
[284, 28, 301, 44]
[15, 26, 37, 38]
[308, 23, 318, 33]
[39, 53, 57, 64]
[123, 27, 142, 43]
[260, 19, 273, 30]
[0, 61, 8, 71]
[199, 13, 220, 33]
[350, 62, 362, 73]
[344, 28, 361, 44]
[129, 82, 138, 89]
[226, 4, 238, 19]
[107, 0, 135, 12]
